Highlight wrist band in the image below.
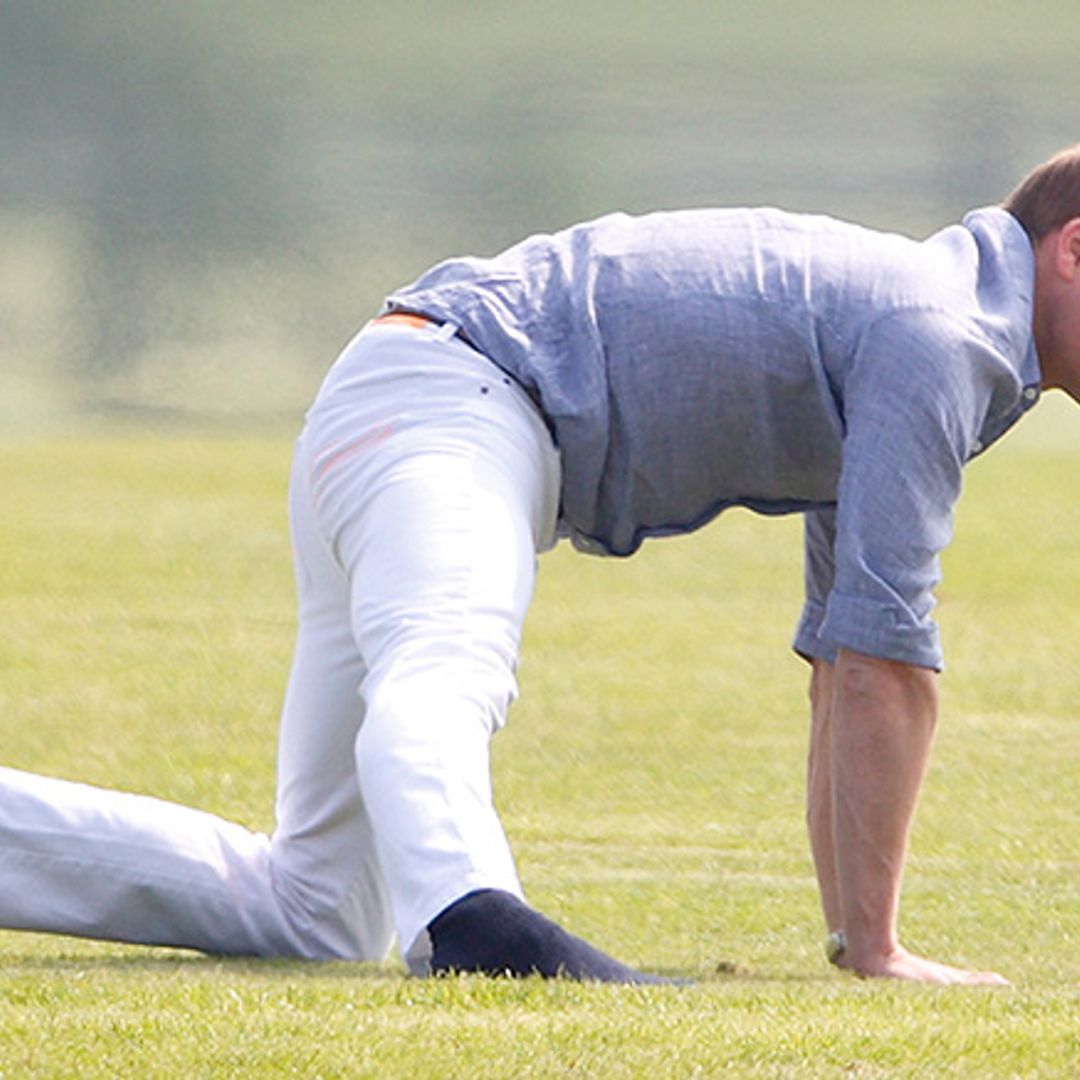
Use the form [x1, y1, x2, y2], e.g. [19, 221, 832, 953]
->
[825, 930, 847, 965]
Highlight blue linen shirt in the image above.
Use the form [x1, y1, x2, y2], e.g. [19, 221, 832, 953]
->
[385, 206, 1041, 670]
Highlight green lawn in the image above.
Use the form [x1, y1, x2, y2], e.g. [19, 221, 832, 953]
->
[1, 415, 1078, 1077]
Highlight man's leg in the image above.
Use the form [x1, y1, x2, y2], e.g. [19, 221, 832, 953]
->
[0, 764, 308, 954]
[304, 324, 663, 980]
[263, 441, 395, 962]
[298, 331, 548, 966]
[0, 394, 395, 960]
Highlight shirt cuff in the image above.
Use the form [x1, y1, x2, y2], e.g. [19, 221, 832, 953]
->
[818, 591, 944, 671]
[792, 600, 839, 665]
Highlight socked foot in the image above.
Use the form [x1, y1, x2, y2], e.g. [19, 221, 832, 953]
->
[426, 888, 670, 984]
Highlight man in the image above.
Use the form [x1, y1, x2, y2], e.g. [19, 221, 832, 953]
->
[3, 147, 1078, 985]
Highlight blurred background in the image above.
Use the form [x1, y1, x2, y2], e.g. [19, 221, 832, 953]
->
[2, 1, 1078, 434]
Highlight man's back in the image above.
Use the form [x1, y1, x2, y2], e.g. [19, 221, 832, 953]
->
[387, 206, 1036, 557]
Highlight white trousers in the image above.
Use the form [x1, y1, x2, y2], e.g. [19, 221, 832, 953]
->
[0, 322, 561, 970]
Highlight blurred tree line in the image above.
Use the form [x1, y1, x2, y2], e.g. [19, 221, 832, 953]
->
[1, 2, 1076, 424]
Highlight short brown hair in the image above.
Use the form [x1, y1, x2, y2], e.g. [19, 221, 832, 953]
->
[1003, 144, 1080, 242]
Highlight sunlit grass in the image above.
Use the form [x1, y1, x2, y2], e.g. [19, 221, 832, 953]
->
[1, 423, 1078, 1076]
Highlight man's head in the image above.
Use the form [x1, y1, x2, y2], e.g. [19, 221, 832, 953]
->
[1004, 144, 1080, 243]
[1007, 146, 1080, 400]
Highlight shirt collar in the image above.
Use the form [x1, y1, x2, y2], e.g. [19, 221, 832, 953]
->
[961, 205, 1042, 394]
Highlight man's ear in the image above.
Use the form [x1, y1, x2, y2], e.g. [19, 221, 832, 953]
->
[1055, 218, 1080, 279]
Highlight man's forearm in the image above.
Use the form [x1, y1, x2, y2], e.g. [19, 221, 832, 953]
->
[829, 648, 938, 966]
[806, 658, 841, 933]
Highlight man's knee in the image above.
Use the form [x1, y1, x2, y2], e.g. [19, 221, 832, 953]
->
[361, 656, 516, 744]
[354, 665, 511, 807]
[268, 855, 394, 962]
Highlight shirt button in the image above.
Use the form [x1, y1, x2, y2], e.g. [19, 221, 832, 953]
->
[1023, 387, 1038, 401]
[971, 439, 984, 454]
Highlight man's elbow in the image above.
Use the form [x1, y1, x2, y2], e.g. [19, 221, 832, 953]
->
[834, 648, 939, 719]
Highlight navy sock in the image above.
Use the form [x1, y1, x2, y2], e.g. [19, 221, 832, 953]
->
[426, 888, 668, 984]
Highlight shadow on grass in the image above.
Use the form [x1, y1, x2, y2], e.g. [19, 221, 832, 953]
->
[0, 949, 403, 981]
[0, 947, 842, 990]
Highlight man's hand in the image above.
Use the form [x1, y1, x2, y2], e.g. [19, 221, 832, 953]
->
[834, 943, 1009, 986]
[807, 649, 1009, 986]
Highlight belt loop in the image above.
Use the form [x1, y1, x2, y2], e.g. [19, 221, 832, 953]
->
[433, 320, 460, 342]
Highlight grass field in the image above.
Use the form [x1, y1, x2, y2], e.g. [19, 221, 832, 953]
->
[1, 413, 1079, 1077]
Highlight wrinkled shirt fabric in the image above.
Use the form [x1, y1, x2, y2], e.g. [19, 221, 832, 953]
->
[386, 206, 1041, 670]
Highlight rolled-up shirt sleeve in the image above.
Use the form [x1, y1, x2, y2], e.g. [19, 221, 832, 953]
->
[813, 311, 989, 671]
[794, 507, 839, 664]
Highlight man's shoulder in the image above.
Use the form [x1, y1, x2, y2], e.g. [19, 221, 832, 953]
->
[847, 209, 1034, 336]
